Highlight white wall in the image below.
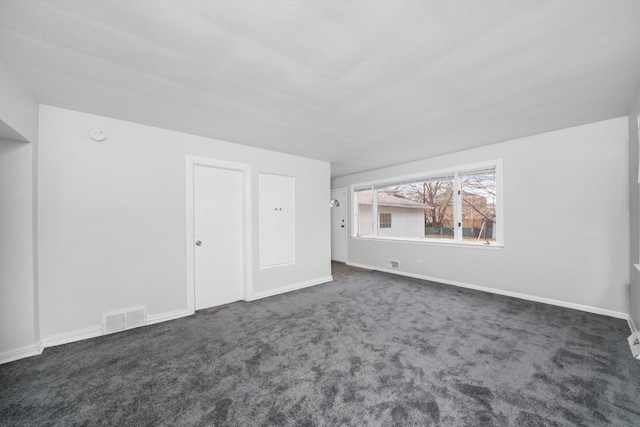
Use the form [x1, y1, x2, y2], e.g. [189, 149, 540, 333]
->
[333, 117, 630, 315]
[0, 60, 40, 362]
[377, 206, 424, 239]
[357, 204, 374, 236]
[357, 205, 424, 238]
[0, 139, 38, 355]
[628, 90, 640, 331]
[0, 63, 39, 143]
[38, 105, 330, 338]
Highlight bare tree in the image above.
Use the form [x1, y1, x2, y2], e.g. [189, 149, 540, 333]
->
[459, 174, 496, 240]
[461, 175, 496, 226]
[380, 172, 496, 240]
[413, 181, 453, 228]
[382, 180, 454, 228]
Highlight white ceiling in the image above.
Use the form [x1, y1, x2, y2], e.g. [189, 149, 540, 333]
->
[1, 1, 640, 177]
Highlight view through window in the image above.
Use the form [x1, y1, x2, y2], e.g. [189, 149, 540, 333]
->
[353, 163, 500, 245]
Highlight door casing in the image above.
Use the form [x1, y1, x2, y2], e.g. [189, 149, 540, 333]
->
[185, 155, 252, 313]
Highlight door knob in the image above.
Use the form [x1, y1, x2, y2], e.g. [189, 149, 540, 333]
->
[195, 240, 202, 246]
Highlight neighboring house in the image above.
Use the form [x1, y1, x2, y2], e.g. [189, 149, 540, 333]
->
[357, 189, 495, 240]
[356, 191, 431, 238]
[420, 190, 495, 239]
[461, 192, 494, 228]
[460, 191, 496, 239]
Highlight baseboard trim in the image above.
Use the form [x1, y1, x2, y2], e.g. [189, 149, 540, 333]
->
[146, 309, 193, 325]
[628, 316, 639, 337]
[0, 341, 43, 365]
[348, 262, 629, 320]
[627, 317, 640, 359]
[247, 276, 333, 301]
[38, 309, 194, 352]
[41, 325, 103, 348]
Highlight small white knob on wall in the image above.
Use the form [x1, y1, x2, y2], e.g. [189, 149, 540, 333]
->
[89, 129, 106, 141]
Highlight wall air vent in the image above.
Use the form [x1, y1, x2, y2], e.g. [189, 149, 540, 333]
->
[103, 307, 146, 335]
[389, 260, 399, 269]
[104, 313, 126, 334]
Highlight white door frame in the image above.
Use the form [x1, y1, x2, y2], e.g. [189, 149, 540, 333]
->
[185, 155, 252, 313]
[331, 187, 348, 263]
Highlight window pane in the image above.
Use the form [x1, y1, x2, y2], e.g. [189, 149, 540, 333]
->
[354, 188, 373, 237]
[461, 169, 497, 243]
[376, 178, 454, 239]
[419, 178, 454, 240]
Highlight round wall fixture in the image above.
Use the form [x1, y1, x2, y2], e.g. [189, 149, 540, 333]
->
[89, 129, 106, 141]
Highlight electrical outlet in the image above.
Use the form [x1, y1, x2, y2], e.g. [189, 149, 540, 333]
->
[389, 260, 399, 269]
[416, 259, 423, 264]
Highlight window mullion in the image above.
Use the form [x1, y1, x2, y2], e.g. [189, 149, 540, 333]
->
[352, 191, 358, 237]
[454, 172, 462, 242]
[352, 161, 500, 246]
[372, 187, 379, 237]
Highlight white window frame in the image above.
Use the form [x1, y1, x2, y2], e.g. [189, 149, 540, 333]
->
[351, 160, 504, 248]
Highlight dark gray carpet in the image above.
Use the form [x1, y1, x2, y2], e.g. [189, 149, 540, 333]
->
[2, 272, 640, 426]
[331, 261, 370, 280]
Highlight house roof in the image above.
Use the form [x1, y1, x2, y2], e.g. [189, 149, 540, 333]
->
[357, 192, 431, 210]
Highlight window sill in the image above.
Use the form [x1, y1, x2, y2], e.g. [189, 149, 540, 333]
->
[351, 236, 503, 250]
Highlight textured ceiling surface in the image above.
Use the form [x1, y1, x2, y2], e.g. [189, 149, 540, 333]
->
[1, 0, 640, 176]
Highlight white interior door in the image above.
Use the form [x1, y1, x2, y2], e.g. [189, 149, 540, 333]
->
[194, 165, 244, 310]
[331, 188, 347, 262]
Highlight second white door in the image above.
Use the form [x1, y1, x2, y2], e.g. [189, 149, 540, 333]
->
[331, 188, 347, 262]
[194, 165, 244, 310]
